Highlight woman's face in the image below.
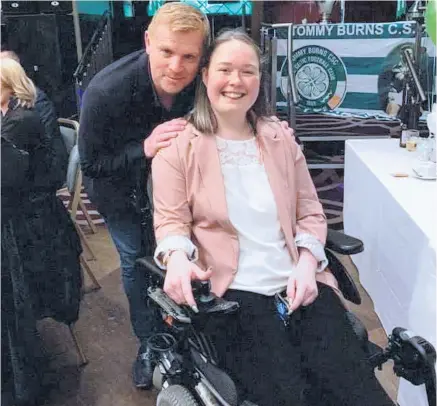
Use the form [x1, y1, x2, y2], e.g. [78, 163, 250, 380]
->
[202, 39, 260, 117]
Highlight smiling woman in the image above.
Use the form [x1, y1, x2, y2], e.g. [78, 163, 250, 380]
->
[189, 29, 272, 134]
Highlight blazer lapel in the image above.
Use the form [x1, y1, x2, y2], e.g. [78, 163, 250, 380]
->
[191, 131, 231, 229]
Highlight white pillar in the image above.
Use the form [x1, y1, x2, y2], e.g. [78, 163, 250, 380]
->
[72, 0, 83, 62]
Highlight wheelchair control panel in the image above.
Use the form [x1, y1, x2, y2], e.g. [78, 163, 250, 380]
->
[148, 279, 240, 328]
[148, 287, 193, 324]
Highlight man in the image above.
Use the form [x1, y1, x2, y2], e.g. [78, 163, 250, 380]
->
[78, 3, 210, 389]
[0, 50, 68, 191]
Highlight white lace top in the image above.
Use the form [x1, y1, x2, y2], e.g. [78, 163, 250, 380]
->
[154, 136, 328, 296]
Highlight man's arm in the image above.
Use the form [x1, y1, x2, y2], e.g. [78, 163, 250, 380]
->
[78, 86, 146, 179]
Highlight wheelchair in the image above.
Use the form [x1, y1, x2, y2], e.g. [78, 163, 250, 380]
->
[136, 229, 437, 406]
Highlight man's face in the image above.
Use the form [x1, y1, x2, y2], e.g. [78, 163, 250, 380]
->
[145, 24, 204, 97]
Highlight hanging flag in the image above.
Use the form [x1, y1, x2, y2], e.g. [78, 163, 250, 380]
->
[272, 21, 436, 115]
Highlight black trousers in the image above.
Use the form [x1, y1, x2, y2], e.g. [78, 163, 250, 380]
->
[207, 283, 395, 406]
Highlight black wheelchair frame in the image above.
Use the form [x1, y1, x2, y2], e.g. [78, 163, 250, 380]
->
[136, 229, 436, 406]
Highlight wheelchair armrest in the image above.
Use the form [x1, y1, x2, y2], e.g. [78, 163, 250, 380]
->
[326, 229, 364, 256]
[326, 250, 362, 305]
[136, 256, 165, 282]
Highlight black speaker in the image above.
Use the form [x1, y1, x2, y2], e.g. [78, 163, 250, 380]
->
[38, 1, 73, 15]
[2, 1, 38, 15]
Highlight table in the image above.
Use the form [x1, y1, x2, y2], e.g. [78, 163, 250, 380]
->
[343, 139, 436, 406]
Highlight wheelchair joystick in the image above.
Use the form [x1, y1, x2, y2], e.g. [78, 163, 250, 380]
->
[192, 280, 215, 305]
[191, 280, 240, 315]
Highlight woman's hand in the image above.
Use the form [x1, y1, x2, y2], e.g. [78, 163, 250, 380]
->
[164, 250, 213, 311]
[286, 248, 319, 312]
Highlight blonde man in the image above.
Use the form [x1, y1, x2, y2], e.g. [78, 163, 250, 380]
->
[78, 3, 210, 389]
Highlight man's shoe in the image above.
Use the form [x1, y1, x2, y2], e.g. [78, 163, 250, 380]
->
[132, 347, 155, 389]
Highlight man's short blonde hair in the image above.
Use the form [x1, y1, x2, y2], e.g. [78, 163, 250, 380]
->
[148, 2, 210, 46]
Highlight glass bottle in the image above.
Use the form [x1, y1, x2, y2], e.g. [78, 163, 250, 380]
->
[399, 124, 408, 148]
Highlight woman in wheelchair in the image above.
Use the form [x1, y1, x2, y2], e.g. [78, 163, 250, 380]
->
[151, 29, 395, 406]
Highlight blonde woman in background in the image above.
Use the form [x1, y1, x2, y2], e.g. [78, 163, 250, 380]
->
[0, 49, 69, 190]
[1, 57, 82, 406]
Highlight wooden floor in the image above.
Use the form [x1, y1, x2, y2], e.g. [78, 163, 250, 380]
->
[37, 224, 398, 406]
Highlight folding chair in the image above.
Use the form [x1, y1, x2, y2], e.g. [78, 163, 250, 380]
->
[58, 118, 101, 292]
[58, 118, 97, 234]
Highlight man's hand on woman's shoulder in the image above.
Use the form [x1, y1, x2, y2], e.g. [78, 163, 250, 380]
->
[143, 118, 187, 158]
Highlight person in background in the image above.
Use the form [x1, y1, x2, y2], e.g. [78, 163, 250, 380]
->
[1, 57, 82, 406]
[1, 136, 43, 406]
[0, 49, 68, 190]
[78, 2, 210, 389]
[152, 29, 396, 406]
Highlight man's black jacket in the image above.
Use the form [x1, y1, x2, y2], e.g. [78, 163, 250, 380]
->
[78, 50, 196, 218]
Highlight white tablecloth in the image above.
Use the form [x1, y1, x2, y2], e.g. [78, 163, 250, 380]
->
[343, 139, 436, 406]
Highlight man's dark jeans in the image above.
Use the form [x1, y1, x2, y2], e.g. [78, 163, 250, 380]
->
[104, 209, 158, 347]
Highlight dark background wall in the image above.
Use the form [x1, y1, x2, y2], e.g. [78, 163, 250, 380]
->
[1, 1, 111, 118]
[2, 13, 77, 118]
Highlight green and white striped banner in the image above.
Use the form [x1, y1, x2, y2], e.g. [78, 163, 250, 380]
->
[274, 22, 436, 115]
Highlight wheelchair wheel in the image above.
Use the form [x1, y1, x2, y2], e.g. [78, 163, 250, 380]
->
[156, 385, 199, 406]
[152, 366, 163, 390]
